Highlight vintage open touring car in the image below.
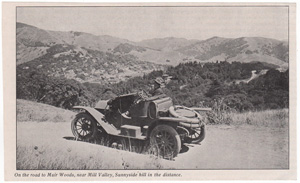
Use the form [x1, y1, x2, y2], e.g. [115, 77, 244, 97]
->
[71, 91, 209, 159]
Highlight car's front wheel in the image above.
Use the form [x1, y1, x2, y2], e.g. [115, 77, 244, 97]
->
[150, 125, 181, 159]
[71, 112, 98, 141]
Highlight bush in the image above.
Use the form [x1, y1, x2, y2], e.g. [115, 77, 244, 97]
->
[206, 98, 233, 125]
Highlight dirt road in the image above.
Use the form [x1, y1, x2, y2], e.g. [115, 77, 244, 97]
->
[17, 122, 288, 169]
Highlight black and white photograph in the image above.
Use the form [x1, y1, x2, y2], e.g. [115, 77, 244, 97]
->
[5, 2, 295, 178]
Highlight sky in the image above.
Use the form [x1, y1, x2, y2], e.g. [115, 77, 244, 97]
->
[17, 6, 289, 42]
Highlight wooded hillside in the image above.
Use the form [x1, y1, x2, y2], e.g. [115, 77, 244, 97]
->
[17, 61, 288, 111]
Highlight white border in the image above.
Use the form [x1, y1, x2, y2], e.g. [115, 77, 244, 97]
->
[1, 0, 299, 183]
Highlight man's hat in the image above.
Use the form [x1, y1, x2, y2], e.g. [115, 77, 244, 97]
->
[162, 74, 169, 78]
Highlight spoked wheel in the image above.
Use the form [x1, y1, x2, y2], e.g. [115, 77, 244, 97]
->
[71, 113, 98, 141]
[185, 124, 206, 144]
[150, 125, 181, 159]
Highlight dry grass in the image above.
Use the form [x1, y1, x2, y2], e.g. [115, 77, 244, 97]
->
[16, 100, 166, 169]
[17, 99, 75, 122]
[229, 109, 288, 128]
[206, 109, 288, 128]
[16, 144, 165, 170]
[205, 98, 288, 128]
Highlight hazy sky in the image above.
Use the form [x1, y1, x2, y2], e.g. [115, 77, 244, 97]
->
[17, 6, 289, 42]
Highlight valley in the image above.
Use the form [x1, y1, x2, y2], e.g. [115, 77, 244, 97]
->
[17, 22, 288, 85]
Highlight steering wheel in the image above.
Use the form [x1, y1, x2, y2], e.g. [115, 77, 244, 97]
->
[135, 90, 149, 104]
[143, 89, 151, 96]
[139, 90, 150, 99]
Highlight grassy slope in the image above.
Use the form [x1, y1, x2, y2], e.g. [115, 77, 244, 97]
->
[17, 99, 75, 122]
[229, 109, 288, 128]
[17, 99, 167, 169]
[17, 99, 288, 169]
[17, 122, 165, 170]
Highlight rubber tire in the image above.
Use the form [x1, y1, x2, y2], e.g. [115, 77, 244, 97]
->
[186, 125, 206, 144]
[150, 125, 181, 159]
[71, 112, 98, 141]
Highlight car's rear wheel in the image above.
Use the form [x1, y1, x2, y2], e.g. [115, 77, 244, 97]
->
[71, 112, 98, 141]
[150, 125, 181, 159]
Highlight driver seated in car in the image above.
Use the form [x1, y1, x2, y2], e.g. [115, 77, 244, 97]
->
[137, 77, 166, 100]
[123, 77, 166, 118]
[150, 77, 165, 96]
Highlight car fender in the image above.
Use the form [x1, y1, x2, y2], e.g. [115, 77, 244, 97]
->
[73, 106, 119, 135]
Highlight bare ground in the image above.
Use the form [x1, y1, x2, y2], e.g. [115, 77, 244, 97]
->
[17, 122, 288, 169]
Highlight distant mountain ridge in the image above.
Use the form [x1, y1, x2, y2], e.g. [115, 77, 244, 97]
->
[176, 36, 288, 64]
[17, 22, 134, 64]
[17, 22, 289, 84]
[16, 22, 165, 84]
[138, 37, 200, 51]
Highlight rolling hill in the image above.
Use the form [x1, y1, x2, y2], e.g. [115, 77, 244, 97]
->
[138, 37, 199, 51]
[17, 22, 289, 84]
[17, 23, 165, 84]
[176, 36, 288, 67]
[17, 22, 133, 64]
[17, 44, 165, 84]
